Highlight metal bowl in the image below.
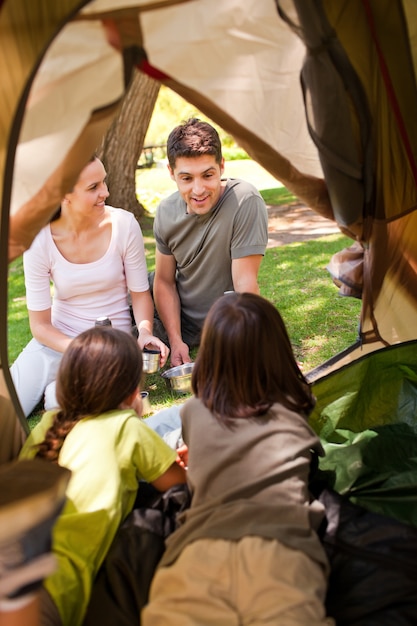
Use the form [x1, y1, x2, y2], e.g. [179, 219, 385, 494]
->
[142, 349, 161, 374]
[161, 362, 194, 395]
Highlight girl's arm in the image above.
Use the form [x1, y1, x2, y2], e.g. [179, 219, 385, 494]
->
[176, 444, 188, 469]
[150, 462, 187, 492]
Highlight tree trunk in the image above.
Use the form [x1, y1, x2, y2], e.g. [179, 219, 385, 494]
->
[97, 70, 160, 221]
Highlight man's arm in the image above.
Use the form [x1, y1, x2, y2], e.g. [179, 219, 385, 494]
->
[153, 250, 191, 366]
[231, 255, 263, 294]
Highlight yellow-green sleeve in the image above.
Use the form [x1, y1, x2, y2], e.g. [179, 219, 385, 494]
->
[19, 411, 56, 459]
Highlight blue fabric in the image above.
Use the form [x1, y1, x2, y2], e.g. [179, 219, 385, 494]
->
[145, 406, 183, 449]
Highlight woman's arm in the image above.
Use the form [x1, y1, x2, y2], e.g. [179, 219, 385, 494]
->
[28, 309, 73, 353]
[130, 290, 170, 366]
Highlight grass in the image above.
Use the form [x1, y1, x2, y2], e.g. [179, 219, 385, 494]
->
[8, 160, 362, 429]
[259, 235, 361, 369]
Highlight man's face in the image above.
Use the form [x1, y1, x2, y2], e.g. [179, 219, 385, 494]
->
[168, 155, 225, 215]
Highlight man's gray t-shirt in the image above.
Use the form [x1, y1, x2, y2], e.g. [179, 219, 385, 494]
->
[153, 178, 268, 328]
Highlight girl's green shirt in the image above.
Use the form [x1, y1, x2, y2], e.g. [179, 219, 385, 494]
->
[20, 408, 176, 626]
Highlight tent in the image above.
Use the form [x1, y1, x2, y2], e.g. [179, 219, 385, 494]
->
[1, 0, 417, 619]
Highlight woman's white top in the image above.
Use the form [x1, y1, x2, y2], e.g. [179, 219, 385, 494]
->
[23, 207, 149, 336]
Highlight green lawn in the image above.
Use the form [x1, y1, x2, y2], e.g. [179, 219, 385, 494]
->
[8, 160, 362, 427]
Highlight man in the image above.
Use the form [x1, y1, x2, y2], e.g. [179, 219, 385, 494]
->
[152, 118, 268, 366]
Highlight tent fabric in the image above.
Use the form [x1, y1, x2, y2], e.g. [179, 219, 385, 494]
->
[2, 3, 417, 616]
[2, 0, 417, 344]
[309, 340, 417, 526]
[1, 2, 417, 449]
[10, 19, 125, 216]
[277, 0, 373, 231]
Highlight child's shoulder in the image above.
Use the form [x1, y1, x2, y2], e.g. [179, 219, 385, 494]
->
[19, 410, 56, 459]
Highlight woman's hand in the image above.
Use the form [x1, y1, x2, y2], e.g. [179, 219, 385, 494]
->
[138, 329, 170, 367]
[130, 291, 170, 366]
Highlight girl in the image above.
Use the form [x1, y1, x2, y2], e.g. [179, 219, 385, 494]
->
[19, 326, 186, 626]
[142, 292, 333, 625]
[11, 155, 169, 417]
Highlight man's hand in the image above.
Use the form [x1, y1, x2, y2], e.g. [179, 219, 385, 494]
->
[170, 340, 191, 367]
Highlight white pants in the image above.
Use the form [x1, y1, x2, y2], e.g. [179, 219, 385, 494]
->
[10, 339, 62, 417]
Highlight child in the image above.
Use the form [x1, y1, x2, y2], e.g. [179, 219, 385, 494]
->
[19, 326, 186, 626]
[142, 292, 334, 625]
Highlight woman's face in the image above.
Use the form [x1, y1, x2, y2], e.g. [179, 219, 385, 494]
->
[65, 158, 109, 213]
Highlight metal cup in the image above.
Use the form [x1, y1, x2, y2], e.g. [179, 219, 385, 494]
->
[142, 348, 161, 374]
[140, 391, 152, 416]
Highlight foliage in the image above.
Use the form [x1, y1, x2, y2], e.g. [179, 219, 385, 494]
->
[144, 86, 249, 160]
[135, 166, 177, 215]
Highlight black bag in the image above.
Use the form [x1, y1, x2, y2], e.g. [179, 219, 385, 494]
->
[83, 483, 191, 626]
[320, 488, 417, 625]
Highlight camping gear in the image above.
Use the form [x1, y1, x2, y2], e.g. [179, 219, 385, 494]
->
[140, 391, 152, 416]
[95, 317, 112, 328]
[142, 349, 161, 374]
[161, 363, 194, 395]
[83, 483, 192, 626]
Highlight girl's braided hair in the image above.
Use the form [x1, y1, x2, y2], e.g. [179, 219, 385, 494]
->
[36, 327, 142, 463]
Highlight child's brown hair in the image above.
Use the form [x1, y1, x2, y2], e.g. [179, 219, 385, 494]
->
[192, 292, 315, 421]
[36, 327, 142, 462]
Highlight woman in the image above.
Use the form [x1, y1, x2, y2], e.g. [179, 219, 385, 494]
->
[11, 155, 168, 417]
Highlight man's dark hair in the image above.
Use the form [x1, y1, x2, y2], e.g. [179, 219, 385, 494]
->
[167, 118, 222, 169]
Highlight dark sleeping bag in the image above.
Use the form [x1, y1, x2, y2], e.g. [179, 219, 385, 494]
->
[83, 481, 417, 626]
[83, 483, 191, 626]
[319, 488, 417, 625]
